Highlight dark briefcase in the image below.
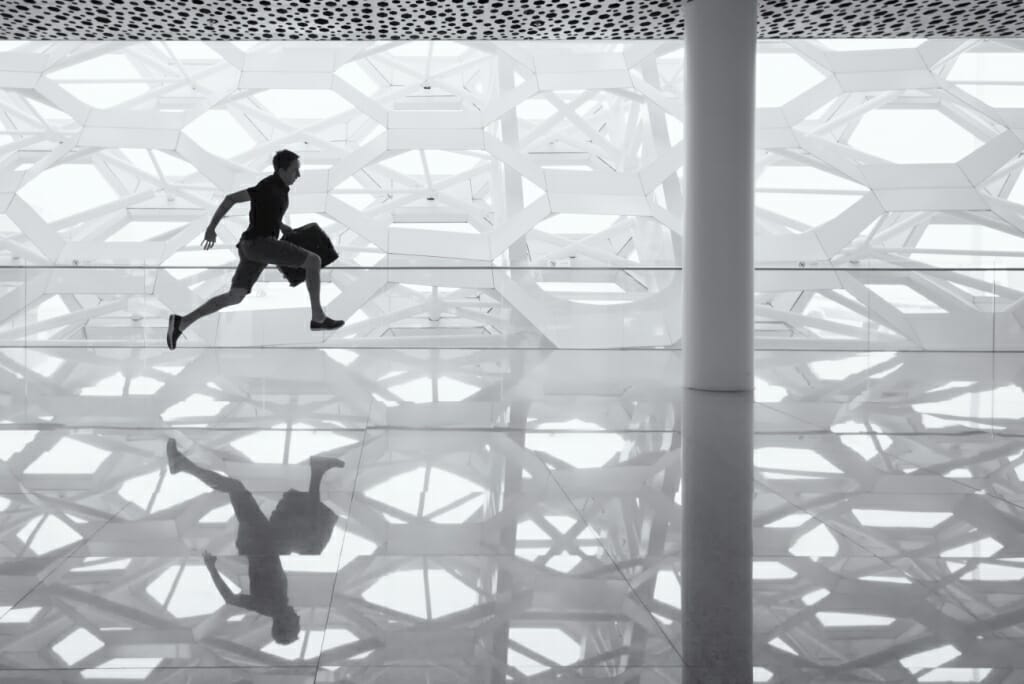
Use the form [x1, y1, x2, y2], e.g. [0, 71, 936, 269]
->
[277, 223, 340, 286]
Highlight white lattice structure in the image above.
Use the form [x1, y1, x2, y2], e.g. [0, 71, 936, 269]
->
[4, 39, 1024, 684]
[2, 40, 1023, 350]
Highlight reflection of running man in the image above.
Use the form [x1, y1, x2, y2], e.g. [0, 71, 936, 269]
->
[165, 149, 344, 350]
[166, 437, 345, 644]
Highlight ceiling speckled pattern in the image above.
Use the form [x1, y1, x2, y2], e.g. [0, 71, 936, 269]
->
[0, 0, 1022, 40]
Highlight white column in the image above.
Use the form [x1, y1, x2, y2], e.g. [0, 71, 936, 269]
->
[684, 0, 756, 392]
[682, 0, 757, 682]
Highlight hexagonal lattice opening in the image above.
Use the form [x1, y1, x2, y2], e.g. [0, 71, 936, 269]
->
[18, 164, 120, 223]
[756, 52, 826, 107]
[362, 567, 477, 619]
[848, 109, 984, 163]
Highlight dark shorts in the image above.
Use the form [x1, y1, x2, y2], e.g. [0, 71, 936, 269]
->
[230, 489, 274, 556]
[230, 238, 311, 294]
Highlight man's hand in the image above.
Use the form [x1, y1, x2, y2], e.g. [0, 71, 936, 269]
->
[203, 550, 217, 567]
[201, 227, 217, 250]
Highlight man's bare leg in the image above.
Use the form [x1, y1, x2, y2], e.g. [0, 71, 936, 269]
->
[307, 456, 345, 502]
[181, 288, 247, 332]
[167, 288, 246, 350]
[304, 253, 326, 322]
[304, 254, 345, 330]
[167, 438, 244, 493]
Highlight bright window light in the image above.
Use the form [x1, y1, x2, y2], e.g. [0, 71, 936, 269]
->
[0, 429, 37, 461]
[769, 638, 798, 655]
[509, 628, 580, 671]
[252, 89, 353, 120]
[365, 466, 485, 522]
[82, 658, 163, 680]
[851, 509, 952, 528]
[941, 537, 1003, 557]
[81, 372, 126, 397]
[25, 438, 110, 474]
[389, 376, 479, 403]
[182, 110, 258, 159]
[334, 61, 379, 94]
[18, 164, 120, 223]
[147, 564, 239, 617]
[160, 393, 228, 422]
[766, 513, 811, 528]
[960, 563, 1024, 581]
[391, 222, 479, 234]
[955, 84, 1024, 108]
[48, 53, 140, 80]
[754, 447, 841, 474]
[653, 570, 681, 608]
[53, 628, 104, 666]
[816, 612, 895, 627]
[948, 52, 1024, 82]
[60, 84, 149, 109]
[900, 645, 960, 674]
[753, 561, 796, 580]
[757, 165, 867, 192]
[865, 284, 946, 314]
[525, 428, 625, 468]
[537, 282, 625, 294]
[756, 192, 861, 226]
[16, 514, 83, 554]
[817, 39, 925, 51]
[118, 469, 207, 513]
[756, 53, 825, 107]
[789, 524, 839, 557]
[424, 150, 485, 176]
[109, 221, 187, 242]
[535, 213, 618, 235]
[848, 110, 982, 164]
[919, 669, 991, 683]
[164, 42, 220, 61]
[0, 606, 41, 623]
[362, 568, 476, 619]
[861, 575, 912, 584]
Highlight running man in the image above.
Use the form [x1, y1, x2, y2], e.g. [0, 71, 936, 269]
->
[166, 437, 345, 644]
[166, 150, 344, 350]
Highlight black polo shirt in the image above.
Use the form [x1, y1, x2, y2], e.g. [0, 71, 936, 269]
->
[239, 173, 289, 241]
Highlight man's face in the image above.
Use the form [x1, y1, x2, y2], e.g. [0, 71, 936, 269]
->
[281, 159, 301, 186]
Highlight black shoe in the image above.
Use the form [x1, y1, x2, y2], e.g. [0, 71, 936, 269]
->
[311, 316, 345, 331]
[166, 314, 183, 350]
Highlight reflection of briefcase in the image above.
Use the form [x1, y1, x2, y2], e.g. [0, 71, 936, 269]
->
[269, 489, 339, 554]
[277, 223, 339, 286]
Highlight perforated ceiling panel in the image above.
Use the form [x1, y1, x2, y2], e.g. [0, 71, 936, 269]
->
[1, 0, 1022, 41]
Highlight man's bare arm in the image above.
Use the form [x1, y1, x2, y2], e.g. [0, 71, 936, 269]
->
[203, 551, 248, 608]
[202, 190, 251, 250]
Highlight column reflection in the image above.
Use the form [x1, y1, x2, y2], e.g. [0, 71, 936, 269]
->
[683, 389, 753, 682]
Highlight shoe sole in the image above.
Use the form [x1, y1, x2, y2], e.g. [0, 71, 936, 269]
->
[166, 315, 178, 350]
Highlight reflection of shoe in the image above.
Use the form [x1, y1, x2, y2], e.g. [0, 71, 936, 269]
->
[166, 314, 183, 350]
[166, 438, 184, 474]
[310, 316, 345, 331]
[310, 455, 346, 471]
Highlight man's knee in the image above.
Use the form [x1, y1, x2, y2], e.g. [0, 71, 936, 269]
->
[303, 253, 321, 271]
[226, 288, 248, 304]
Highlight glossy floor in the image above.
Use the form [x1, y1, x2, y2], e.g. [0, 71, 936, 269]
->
[0, 349, 1021, 682]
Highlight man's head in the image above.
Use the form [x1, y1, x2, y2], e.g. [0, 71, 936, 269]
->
[271, 606, 301, 644]
[273, 149, 301, 186]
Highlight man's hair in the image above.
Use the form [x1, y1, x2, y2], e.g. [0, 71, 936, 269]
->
[272, 149, 299, 173]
